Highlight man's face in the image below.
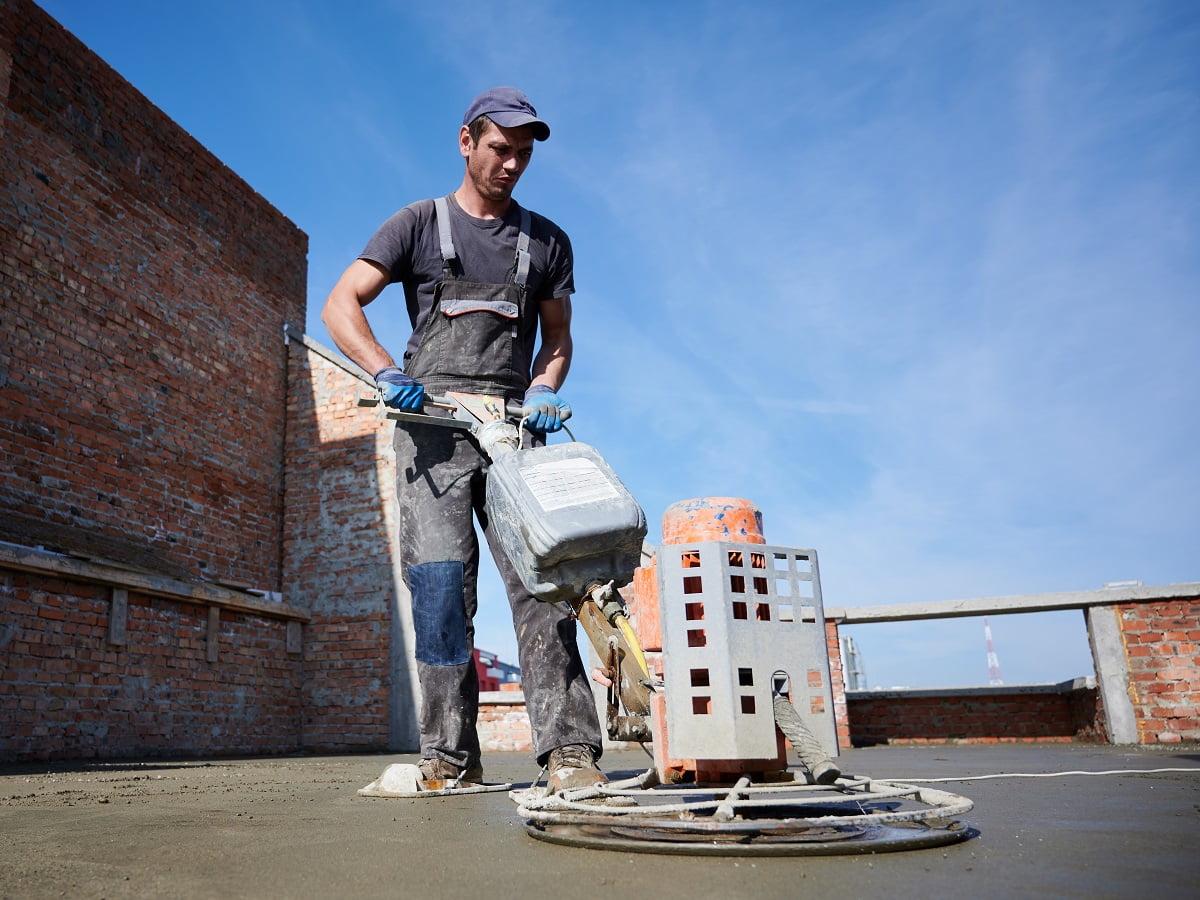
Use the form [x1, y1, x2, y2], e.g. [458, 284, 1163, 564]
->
[461, 120, 536, 202]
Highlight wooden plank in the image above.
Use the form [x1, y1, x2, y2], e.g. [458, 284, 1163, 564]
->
[108, 587, 128, 645]
[0, 542, 309, 622]
[286, 620, 302, 655]
[207, 606, 220, 663]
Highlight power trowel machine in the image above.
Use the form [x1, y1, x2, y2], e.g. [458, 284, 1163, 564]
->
[358, 391, 976, 856]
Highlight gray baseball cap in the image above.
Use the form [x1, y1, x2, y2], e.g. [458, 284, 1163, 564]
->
[462, 87, 550, 141]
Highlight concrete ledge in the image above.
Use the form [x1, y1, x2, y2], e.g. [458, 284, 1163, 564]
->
[480, 691, 525, 705]
[847, 677, 1095, 701]
[284, 323, 371, 384]
[828, 582, 1200, 623]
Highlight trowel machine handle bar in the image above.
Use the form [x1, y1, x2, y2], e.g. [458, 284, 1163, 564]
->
[435, 392, 575, 440]
[358, 391, 537, 432]
[426, 394, 526, 421]
[360, 391, 578, 446]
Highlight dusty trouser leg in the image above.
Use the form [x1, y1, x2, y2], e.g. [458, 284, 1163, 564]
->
[394, 422, 485, 773]
[480, 512, 603, 764]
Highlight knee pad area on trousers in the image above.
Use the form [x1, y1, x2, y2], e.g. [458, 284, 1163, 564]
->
[409, 561, 469, 666]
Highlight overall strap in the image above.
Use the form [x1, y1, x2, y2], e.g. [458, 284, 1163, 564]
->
[433, 195, 532, 285]
[514, 207, 532, 287]
[433, 195, 456, 276]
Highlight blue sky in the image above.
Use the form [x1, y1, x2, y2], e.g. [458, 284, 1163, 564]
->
[38, 0, 1199, 688]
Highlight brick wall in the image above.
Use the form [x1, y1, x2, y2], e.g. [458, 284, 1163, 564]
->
[282, 337, 418, 753]
[1117, 598, 1200, 744]
[0, 571, 302, 760]
[478, 686, 534, 754]
[1, 0, 305, 588]
[845, 681, 1105, 747]
[0, 0, 310, 761]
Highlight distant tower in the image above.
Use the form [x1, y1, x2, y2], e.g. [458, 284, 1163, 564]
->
[839, 635, 867, 691]
[984, 617, 1003, 685]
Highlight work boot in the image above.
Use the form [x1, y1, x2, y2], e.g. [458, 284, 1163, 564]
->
[546, 744, 606, 793]
[418, 758, 483, 785]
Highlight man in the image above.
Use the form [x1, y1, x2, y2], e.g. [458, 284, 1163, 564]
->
[321, 87, 604, 793]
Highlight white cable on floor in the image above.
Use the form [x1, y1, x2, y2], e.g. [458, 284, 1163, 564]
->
[885, 767, 1200, 783]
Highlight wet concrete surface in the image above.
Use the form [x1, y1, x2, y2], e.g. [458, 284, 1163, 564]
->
[1, 743, 1197, 899]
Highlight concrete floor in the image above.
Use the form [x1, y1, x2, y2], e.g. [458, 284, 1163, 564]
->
[1, 743, 1197, 899]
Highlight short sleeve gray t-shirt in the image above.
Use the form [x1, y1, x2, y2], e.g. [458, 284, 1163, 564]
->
[359, 193, 575, 362]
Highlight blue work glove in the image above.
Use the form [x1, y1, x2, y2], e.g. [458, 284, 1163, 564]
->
[374, 366, 424, 412]
[522, 385, 571, 433]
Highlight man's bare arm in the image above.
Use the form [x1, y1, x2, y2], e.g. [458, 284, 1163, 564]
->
[529, 297, 573, 391]
[320, 259, 395, 375]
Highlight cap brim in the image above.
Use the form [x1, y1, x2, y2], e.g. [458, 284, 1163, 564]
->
[488, 111, 550, 141]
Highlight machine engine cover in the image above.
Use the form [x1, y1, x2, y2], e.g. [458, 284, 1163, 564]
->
[485, 442, 647, 603]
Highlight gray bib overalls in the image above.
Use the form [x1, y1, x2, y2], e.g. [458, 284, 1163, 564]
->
[403, 195, 534, 398]
[392, 196, 600, 771]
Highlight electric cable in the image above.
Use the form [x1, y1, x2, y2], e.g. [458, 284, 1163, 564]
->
[886, 767, 1200, 783]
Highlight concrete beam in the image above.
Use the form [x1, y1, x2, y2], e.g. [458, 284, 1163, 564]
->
[827, 582, 1200, 624]
[1086, 605, 1139, 744]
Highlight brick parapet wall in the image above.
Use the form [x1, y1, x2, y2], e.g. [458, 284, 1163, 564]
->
[283, 337, 417, 753]
[845, 681, 1105, 747]
[0, 570, 301, 761]
[1116, 598, 1200, 744]
[478, 692, 534, 754]
[1, 0, 306, 589]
